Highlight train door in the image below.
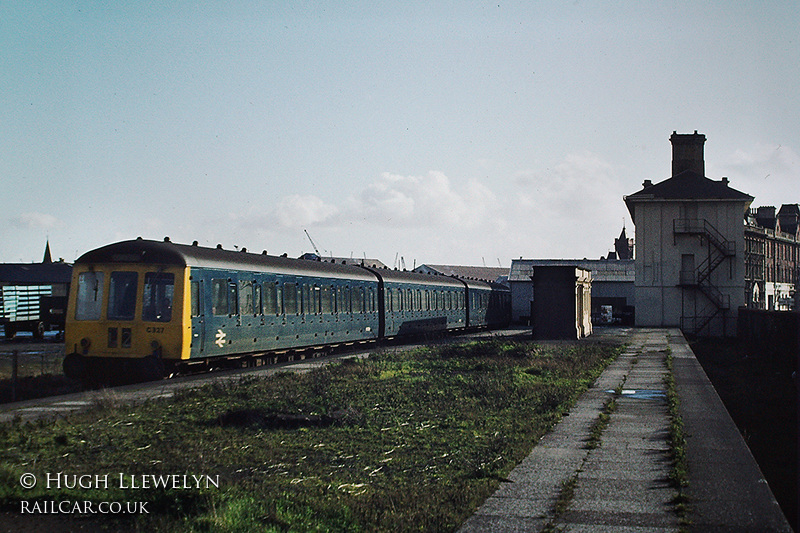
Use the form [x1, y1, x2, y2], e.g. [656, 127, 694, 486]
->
[191, 279, 206, 354]
[206, 277, 239, 356]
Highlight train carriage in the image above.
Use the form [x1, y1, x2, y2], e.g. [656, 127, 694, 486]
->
[64, 238, 380, 383]
[464, 279, 512, 328]
[64, 238, 512, 385]
[363, 267, 467, 338]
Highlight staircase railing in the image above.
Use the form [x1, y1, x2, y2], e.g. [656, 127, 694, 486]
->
[674, 218, 735, 334]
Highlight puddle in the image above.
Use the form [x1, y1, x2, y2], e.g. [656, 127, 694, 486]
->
[606, 389, 666, 401]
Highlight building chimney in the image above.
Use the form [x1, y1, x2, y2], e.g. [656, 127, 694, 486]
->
[670, 130, 706, 177]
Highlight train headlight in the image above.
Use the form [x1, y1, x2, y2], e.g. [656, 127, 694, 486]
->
[80, 338, 91, 355]
[150, 340, 162, 356]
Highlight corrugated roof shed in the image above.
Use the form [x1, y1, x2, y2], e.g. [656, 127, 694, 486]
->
[0, 262, 73, 285]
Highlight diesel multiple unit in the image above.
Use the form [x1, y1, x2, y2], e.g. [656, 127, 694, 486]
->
[63, 238, 510, 384]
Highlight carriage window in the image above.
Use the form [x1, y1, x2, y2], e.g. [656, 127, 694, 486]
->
[143, 272, 174, 322]
[354, 286, 365, 313]
[212, 279, 227, 316]
[284, 283, 297, 315]
[108, 271, 138, 320]
[75, 271, 104, 320]
[264, 282, 278, 315]
[321, 286, 333, 314]
[191, 281, 200, 316]
[301, 284, 311, 314]
[310, 285, 321, 314]
[239, 280, 254, 316]
[211, 279, 237, 316]
[254, 283, 262, 315]
[228, 282, 239, 315]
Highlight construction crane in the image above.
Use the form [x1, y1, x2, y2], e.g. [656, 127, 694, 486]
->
[304, 229, 321, 257]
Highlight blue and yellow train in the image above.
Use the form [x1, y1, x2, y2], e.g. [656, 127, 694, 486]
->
[63, 238, 510, 384]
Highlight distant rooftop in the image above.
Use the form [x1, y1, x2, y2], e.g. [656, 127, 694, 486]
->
[0, 262, 73, 285]
[509, 259, 634, 283]
[626, 170, 753, 202]
[414, 264, 509, 284]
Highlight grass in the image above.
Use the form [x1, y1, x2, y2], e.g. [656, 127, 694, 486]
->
[0, 338, 621, 532]
[664, 349, 691, 527]
[585, 382, 622, 450]
[0, 346, 77, 403]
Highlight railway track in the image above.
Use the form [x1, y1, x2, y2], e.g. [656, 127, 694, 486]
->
[0, 327, 529, 424]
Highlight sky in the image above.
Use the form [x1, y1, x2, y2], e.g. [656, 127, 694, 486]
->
[2, 1, 798, 267]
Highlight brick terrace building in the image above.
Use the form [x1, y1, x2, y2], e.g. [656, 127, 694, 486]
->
[745, 204, 800, 310]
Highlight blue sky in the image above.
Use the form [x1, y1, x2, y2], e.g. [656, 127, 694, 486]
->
[2, 1, 798, 266]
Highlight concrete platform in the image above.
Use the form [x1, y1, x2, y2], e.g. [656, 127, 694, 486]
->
[459, 328, 792, 533]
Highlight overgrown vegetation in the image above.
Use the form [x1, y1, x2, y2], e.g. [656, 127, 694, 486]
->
[0, 338, 621, 532]
[664, 349, 690, 527]
[585, 383, 622, 450]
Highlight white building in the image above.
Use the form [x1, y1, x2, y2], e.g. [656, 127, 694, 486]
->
[624, 131, 753, 336]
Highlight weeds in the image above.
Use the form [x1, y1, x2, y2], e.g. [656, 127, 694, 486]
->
[665, 350, 691, 528]
[0, 338, 621, 531]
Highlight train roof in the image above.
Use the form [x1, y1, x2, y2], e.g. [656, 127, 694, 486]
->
[75, 239, 510, 291]
[75, 239, 378, 282]
[361, 265, 466, 289]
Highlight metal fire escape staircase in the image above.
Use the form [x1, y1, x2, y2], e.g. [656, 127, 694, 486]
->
[674, 219, 735, 334]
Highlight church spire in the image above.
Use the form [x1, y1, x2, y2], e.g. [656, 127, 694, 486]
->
[43, 240, 52, 263]
[615, 227, 632, 260]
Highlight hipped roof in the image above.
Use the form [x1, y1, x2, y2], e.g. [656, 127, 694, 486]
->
[624, 170, 753, 222]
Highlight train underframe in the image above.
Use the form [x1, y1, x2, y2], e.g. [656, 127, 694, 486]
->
[61, 324, 490, 388]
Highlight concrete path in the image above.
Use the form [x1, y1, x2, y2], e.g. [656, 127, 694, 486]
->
[460, 327, 792, 532]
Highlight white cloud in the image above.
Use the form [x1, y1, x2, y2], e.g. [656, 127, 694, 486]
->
[10, 212, 59, 229]
[274, 194, 339, 228]
[226, 160, 626, 264]
[511, 151, 627, 258]
[355, 171, 498, 229]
